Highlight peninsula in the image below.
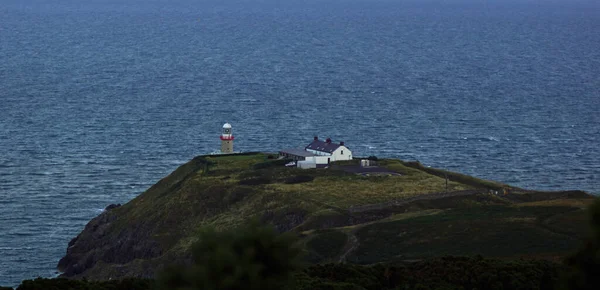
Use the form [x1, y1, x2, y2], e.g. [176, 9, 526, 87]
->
[56, 152, 594, 281]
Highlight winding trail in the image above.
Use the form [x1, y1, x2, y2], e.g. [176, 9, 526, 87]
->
[338, 230, 359, 263]
[535, 208, 584, 239]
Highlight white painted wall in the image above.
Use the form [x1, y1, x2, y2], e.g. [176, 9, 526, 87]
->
[298, 160, 317, 169]
[305, 146, 352, 162]
[331, 146, 352, 161]
[304, 156, 331, 164]
[314, 156, 330, 164]
[305, 148, 331, 156]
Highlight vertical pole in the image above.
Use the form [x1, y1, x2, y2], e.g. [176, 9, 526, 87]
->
[445, 172, 448, 193]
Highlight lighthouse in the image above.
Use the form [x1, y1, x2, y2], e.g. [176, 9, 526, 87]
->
[220, 123, 234, 154]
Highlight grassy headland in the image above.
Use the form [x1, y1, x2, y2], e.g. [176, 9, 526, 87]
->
[56, 152, 594, 280]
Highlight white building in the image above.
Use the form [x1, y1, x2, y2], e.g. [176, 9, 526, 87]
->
[279, 137, 352, 168]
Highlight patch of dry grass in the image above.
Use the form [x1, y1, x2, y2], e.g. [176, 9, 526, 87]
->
[381, 159, 505, 190]
[266, 174, 469, 209]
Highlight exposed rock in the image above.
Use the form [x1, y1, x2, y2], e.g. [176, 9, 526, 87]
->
[57, 207, 164, 278]
[56, 155, 230, 280]
[104, 203, 121, 211]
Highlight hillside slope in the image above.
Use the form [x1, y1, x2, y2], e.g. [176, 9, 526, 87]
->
[57, 153, 594, 280]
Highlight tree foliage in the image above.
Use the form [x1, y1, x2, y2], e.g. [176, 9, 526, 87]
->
[14, 277, 151, 290]
[561, 198, 600, 290]
[12, 198, 600, 290]
[11, 256, 565, 290]
[156, 219, 305, 290]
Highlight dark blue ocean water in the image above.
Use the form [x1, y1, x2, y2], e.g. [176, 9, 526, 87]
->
[1, 0, 599, 286]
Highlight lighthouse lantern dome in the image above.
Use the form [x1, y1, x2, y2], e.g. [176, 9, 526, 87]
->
[222, 123, 233, 136]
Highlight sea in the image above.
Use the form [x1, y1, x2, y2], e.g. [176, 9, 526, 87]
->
[1, 0, 599, 286]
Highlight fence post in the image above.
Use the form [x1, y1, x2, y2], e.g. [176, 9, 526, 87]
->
[445, 172, 448, 193]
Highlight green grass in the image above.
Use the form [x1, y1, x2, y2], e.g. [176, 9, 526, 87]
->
[305, 230, 348, 263]
[539, 209, 591, 238]
[106, 154, 588, 253]
[381, 159, 506, 190]
[202, 155, 475, 209]
[61, 152, 593, 280]
[266, 174, 469, 209]
[16, 256, 567, 290]
[297, 209, 350, 231]
[349, 205, 583, 264]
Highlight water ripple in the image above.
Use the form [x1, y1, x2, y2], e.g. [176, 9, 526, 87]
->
[1, 0, 599, 287]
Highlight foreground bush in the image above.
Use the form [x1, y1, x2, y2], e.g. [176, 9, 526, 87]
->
[156, 219, 305, 290]
[15, 277, 152, 290]
[13, 199, 600, 290]
[561, 198, 600, 290]
[15, 257, 565, 290]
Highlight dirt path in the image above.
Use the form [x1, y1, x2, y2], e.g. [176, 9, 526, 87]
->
[338, 230, 359, 263]
[535, 208, 584, 239]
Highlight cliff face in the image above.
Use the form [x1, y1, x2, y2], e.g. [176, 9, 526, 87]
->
[57, 204, 163, 278]
[57, 153, 595, 280]
[57, 156, 217, 279]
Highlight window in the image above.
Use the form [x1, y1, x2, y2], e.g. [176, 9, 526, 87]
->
[341, 150, 344, 155]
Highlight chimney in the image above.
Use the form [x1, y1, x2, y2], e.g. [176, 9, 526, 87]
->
[314, 136, 318, 141]
[340, 141, 344, 146]
[326, 138, 331, 144]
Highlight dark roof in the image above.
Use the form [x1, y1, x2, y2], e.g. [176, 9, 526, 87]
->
[279, 148, 316, 157]
[305, 140, 341, 153]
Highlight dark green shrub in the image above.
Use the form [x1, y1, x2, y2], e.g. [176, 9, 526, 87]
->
[560, 198, 600, 290]
[252, 159, 293, 170]
[15, 277, 153, 290]
[306, 230, 348, 263]
[13, 256, 564, 290]
[156, 219, 305, 290]
[309, 282, 367, 290]
[225, 186, 254, 204]
[284, 175, 315, 184]
[17, 278, 85, 290]
[239, 177, 272, 186]
[304, 264, 382, 290]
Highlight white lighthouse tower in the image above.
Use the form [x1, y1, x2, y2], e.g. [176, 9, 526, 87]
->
[220, 123, 234, 154]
